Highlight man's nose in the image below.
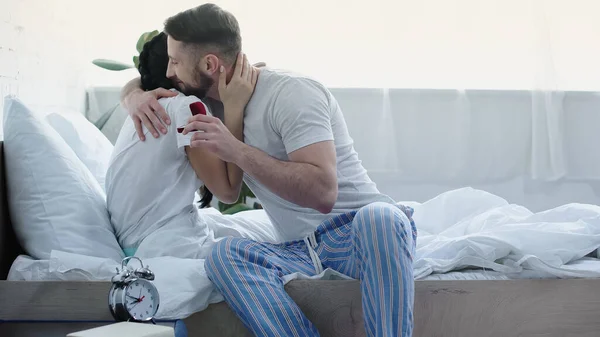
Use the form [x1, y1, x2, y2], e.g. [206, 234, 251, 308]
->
[166, 63, 175, 78]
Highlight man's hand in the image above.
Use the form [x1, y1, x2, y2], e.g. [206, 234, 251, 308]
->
[124, 88, 177, 141]
[182, 114, 243, 163]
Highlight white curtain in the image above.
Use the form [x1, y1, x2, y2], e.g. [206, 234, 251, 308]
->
[530, 0, 566, 181]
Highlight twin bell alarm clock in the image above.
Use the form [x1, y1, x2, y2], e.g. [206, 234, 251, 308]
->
[108, 256, 160, 323]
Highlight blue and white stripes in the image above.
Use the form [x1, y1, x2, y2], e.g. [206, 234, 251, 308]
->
[206, 202, 416, 337]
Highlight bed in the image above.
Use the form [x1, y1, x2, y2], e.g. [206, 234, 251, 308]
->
[1, 139, 600, 337]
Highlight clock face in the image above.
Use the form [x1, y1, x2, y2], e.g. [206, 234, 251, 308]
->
[124, 279, 159, 321]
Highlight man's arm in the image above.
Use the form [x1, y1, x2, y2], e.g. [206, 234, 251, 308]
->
[120, 77, 143, 108]
[237, 79, 338, 213]
[234, 140, 337, 214]
[184, 76, 337, 213]
[120, 76, 176, 140]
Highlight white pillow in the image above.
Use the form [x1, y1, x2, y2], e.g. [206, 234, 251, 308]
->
[2, 96, 125, 262]
[45, 111, 113, 191]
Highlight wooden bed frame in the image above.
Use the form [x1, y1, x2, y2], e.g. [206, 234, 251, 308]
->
[1, 140, 600, 337]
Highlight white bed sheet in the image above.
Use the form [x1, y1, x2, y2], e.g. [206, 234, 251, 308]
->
[8, 187, 600, 319]
[422, 257, 600, 281]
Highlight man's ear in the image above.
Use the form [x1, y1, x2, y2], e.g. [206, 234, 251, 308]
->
[204, 54, 220, 75]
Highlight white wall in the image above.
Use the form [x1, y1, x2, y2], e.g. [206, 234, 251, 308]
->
[4, 0, 597, 90]
[0, 0, 91, 137]
[46, 0, 600, 91]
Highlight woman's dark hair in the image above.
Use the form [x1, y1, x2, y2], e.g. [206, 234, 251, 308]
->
[197, 186, 213, 209]
[138, 32, 173, 91]
[137, 31, 213, 208]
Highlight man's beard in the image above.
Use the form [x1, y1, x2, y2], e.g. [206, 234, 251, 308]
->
[179, 66, 214, 99]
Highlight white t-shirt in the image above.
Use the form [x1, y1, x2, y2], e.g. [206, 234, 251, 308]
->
[207, 68, 396, 242]
[105, 90, 211, 251]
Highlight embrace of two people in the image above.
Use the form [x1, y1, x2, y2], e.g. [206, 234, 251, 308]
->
[107, 3, 417, 337]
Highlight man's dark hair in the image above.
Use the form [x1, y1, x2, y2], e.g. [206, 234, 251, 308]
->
[164, 3, 241, 64]
[137, 32, 213, 208]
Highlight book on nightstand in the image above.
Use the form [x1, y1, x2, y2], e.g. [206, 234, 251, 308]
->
[66, 322, 174, 337]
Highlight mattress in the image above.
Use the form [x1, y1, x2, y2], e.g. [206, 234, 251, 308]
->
[12, 254, 600, 282]
[9, 187, 600, 320]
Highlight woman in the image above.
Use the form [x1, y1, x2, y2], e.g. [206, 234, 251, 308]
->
[105, 32, 271, 259]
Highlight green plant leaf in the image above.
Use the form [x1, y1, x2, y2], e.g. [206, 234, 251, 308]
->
[218, 201, 229, 212]
[221, 203, 252, 215]
[93, 103, 120, 130]
[136, 33, 149, 53]
[92, 59, 133, 71]
[242, 182, 256, 198]
[136, 30, 160, 53]
[147, 30, 160, 42]
[133, 56, 139, 69]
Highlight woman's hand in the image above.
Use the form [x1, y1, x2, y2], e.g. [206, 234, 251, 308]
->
[218, 52, 259, 113]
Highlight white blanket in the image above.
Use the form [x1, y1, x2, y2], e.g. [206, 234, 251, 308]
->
[9, 187, 600, 319]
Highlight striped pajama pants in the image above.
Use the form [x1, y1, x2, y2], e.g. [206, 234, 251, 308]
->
[205, 202, 417, 337]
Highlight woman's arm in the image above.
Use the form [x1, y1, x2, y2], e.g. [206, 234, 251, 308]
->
[185, 103, 244, 203]
[182, 52, 258, 203]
